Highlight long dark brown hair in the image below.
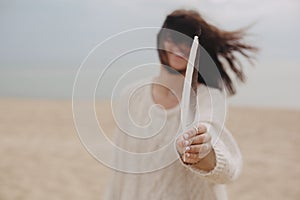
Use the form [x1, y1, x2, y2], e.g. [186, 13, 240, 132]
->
[157, 9, 258, 95]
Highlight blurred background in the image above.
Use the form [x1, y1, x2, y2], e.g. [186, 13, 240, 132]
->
[0, 0, 299, 200]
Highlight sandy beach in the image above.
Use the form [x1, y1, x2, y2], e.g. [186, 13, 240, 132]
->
[0, 98, 299, 200]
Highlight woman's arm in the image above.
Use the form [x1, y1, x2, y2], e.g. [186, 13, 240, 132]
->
[176, 123, 217, 171]
[177, 124, 243, 184]
[192, 148, 216, 172]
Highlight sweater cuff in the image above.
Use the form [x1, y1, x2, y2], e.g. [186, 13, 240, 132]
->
[178, 143, 228, 181]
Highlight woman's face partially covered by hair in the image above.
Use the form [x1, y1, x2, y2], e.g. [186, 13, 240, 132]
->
[163, 37, 191, 72]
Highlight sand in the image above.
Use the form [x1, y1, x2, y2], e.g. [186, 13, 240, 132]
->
[0, 98, 299, 200]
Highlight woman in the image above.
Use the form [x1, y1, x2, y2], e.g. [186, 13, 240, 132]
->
[104, 9, 257, 200]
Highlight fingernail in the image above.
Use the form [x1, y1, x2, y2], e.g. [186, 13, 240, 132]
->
[186, 153, 190, 157]
[185, 140, 189, 146]
[185, 146, 190, 151]
[183, 133, 189, 140]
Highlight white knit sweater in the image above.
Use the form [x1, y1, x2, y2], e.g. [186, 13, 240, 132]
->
[104, 77, 243, 200]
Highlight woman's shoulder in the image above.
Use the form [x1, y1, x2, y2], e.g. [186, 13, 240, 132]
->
[196, 84, 226, 103]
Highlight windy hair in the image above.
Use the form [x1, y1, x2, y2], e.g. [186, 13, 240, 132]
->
[157, 9, 258, 95]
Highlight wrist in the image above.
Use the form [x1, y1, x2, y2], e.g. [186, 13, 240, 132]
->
[192, 149, 216, 171]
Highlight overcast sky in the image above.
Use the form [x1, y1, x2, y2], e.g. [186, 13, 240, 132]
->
[1, 0, 299, 67]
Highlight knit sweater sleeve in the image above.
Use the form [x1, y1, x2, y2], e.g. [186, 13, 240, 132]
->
[177, 86, 243, 184]
[177, 124, 243, 184]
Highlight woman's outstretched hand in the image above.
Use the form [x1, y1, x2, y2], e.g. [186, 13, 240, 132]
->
[176, 124, 213, 166]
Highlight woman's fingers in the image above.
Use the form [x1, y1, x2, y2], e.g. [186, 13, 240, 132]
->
[182, 125, 206, 140]
[196, 124, 207, 134]
[176, 124, 209, 157]
[186, 124, 207, 138]
[185, 143, 211, 154]
[184, 143, 212, 161]
[183, 153, 200, 163]
[189, 133, 211, 145]
[176, 134, 187, 154]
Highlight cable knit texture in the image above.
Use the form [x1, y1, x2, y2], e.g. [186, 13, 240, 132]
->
[103, 77, 243, 200]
